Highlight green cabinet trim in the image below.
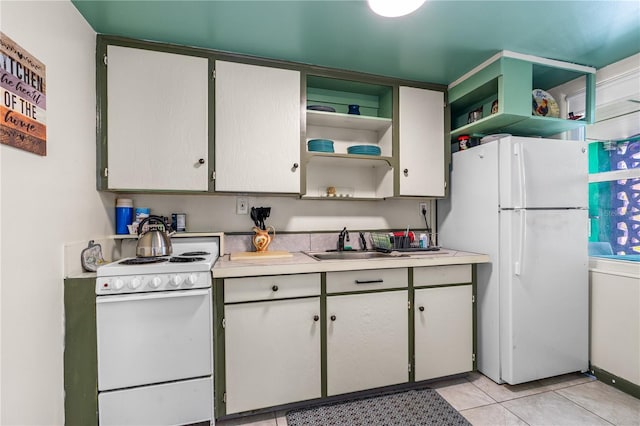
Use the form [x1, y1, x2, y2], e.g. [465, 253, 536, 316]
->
[64, 278, 98, 426]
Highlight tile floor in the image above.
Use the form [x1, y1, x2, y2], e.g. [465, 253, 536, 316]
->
[216, 372, 640, 426]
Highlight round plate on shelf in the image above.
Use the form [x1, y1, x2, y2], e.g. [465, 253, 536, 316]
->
[307, 105, 336, 112]
[347, 145, 381, 156]
[532, 89, 560, 118]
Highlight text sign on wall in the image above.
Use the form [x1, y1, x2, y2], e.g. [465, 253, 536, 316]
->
[0, 32, 47, 156]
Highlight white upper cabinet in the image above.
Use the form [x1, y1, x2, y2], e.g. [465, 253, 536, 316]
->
[398, 86, 445, 197]
[214, 60, 301, 193]
[106, 45, 210, 191]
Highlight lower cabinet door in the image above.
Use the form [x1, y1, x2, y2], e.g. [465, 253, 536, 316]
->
[414, 285, 473, 381]
[327, 291, 409, 396]
[224, 297, 321, 413]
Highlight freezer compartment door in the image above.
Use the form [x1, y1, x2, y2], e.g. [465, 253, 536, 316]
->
[499, 209, 589, 384]
[98, 377, 213, 426]
[498, 136, 588, 209]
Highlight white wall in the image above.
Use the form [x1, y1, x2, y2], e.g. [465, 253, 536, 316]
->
[0, 2, 112, 425]
[121, 193, 436, 235]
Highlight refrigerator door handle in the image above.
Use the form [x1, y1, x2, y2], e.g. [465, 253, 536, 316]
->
[515, 210, 526, 276]
[514, 143, 527, 208]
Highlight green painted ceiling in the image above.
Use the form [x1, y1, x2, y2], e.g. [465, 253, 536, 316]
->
[72, 0, 640, 85]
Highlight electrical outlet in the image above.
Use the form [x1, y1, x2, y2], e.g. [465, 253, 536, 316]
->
[236, 197, 248, 215]
[419, 202, 428, 216]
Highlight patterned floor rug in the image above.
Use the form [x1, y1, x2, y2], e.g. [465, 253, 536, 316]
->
[286, 388, 470, 426]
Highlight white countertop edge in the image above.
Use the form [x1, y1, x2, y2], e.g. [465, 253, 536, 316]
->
[212, 250, 490, 278]
[589, 257, 640, 279]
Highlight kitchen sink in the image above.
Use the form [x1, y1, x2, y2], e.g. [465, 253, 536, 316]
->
[305, 251, 408, 261]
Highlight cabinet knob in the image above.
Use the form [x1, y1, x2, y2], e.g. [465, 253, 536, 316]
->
[198, 158, 205, 164]
[418, 306, 425, 312]
[403, 168, 409, 176]
[293, 163, 299, 169]
[272, 285, 279, 292]
[313, 315, 319, 322]
[330, 315, 336, 321]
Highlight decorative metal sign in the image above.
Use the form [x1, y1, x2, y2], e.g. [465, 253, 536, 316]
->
[0, 32, 47, 156]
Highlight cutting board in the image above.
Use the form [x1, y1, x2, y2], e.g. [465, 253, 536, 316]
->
[230, 250, 293, 261]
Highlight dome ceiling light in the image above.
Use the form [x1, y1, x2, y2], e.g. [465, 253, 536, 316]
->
[367, 0, 427, 17]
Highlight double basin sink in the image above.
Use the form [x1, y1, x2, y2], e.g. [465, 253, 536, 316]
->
[305, 250, 408, 261]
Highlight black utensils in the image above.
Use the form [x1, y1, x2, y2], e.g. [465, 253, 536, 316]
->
[250, 206, 271, 230]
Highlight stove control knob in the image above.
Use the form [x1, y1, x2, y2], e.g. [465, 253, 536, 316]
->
[150, 276, 162, 289]
[171, 275, 183, 286]
[186, 274, 198, 286]
[113, 279, 124, 290]
[129, 278, 142, 290]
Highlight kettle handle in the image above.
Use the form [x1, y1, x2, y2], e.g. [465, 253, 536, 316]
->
[137, 215, 171, 236]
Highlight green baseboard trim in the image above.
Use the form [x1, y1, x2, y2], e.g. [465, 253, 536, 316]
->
[590, 365, 640, 399]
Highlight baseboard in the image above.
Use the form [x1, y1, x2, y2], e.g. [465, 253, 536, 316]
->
[589, 365, 640, 399]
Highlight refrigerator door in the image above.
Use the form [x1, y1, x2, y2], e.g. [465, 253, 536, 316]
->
[498, 136, 588, 209]
[499, 208, 589, 384]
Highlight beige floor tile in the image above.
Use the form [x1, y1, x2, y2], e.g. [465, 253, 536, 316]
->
[467, 371, 550, 402]
[435, 381, 496, 411]
[537, 372, 595, 391]
[557, 381, 640, 426]
[216, 412, 277, 426]
[502, 392, 612, 426]
[460, 403, 528, 426]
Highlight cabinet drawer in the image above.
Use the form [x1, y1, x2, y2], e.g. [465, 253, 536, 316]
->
[326, 268, 408, 294]
[413, 265, 472, 287]
[224, 274, 320, 303]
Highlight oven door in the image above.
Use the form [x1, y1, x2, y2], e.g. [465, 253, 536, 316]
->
[96, 288, 212, 391]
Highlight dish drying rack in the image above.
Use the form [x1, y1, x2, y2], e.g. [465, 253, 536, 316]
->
[370, 232, 439, 252]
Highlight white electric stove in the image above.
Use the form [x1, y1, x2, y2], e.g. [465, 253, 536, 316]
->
[96, 237, 219, 294]
[95, 236, 219, 426]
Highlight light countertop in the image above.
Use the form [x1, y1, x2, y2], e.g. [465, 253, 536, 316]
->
[212, 249, 490, 278]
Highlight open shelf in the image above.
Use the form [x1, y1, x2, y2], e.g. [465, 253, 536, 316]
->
[448, 51, 595, 139]
[304, 152, 393, 167]
[307, 110, 392, 132]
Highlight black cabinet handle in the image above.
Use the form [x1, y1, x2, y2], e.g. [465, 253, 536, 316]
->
[199, 158, 205, 164]
[293, 163, 299, 169]
[418, 306, 425, 312]
[330, 315, 336, 321]
[272, 285, 279, 291]
[313, 315, 319, 321]
[355, 279, 383, 284]
[403, 168, 409, 176]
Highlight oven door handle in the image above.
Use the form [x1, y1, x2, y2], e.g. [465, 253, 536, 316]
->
[96, 289, 210, 304]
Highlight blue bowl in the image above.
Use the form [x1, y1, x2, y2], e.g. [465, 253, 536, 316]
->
[308, 139, 334, 153]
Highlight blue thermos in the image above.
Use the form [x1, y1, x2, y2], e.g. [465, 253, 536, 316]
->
[115, 198, 133, 234]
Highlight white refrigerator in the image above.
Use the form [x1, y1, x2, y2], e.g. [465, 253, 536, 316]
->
[438, 135, 589, 385]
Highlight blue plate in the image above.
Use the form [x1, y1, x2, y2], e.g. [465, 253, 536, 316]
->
[347, 145, 381, 156]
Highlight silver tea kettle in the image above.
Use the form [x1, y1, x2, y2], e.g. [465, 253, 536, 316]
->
[136, 215, 174, 257]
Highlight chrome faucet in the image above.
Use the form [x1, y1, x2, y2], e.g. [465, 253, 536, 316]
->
[337, 227, 350, 251]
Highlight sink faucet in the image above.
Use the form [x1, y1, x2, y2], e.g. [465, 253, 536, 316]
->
[337, 227, 350, 251]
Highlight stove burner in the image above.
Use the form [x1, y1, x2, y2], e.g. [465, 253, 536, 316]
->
[169, 256, 206, 263]
[179, 251, 210, 256]
[119, 257, 169, 265]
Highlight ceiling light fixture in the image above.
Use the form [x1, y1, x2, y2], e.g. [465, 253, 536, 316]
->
[367, 0, 427, 18]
